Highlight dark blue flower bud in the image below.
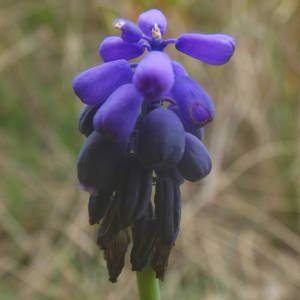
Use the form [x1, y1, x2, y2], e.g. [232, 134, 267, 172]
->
[138, 9, 167, 38]
[88, 189, 113, 225]
[171, 75, 215, 128]
[113, 19, 143, 42]
[73, 60, 133, 105]
[93, 84, 143, 141]
[175, 33, 235, 65]
[154, 177, 181, 245]
[115, 156, 152, 227]
[99, 36, 145, 62]
[177, 132, 212, 181]
[77, 131, 127, 191]
[78, 104, 101, 136]
[137, 108, 185, 169]
[133, 51, 174, 100]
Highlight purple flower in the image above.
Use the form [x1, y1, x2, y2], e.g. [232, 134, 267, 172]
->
[72, 8, 235, 282]
[93, 83, 143, 141]
[133, 51, 174, 100]
[175, 33, 235, 65]
[73, 60, 133, 105]
[138, 9, 167, 38]
[99, 36, 145, 62]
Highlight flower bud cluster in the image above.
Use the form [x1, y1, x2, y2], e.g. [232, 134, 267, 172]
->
[73, 8, 235, 282]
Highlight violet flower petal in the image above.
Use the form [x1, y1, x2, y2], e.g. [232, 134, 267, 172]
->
[175, 33, 235, 65]
[93, 84, 143, 141]
[177, 132, 212, 181]
[113, 19, 143, 42]
[138, 9, 167, 37]
[99, 36, 145, 62]
[171, 75, 215, 127]
[73, 60, 133, 105]
[133, 51, 174, 100]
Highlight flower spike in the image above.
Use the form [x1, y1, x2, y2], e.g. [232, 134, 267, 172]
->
[72, 7, 235, 284]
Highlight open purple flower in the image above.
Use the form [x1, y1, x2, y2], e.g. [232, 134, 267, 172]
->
[72, 8, 235, 282]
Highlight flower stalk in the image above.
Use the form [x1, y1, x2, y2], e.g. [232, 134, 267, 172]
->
[136, 265, 161, 300]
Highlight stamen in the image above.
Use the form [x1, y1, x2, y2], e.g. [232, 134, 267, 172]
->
[152, 23, 162, 40]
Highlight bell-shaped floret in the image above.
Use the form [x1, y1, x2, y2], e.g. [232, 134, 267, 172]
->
[175, 33, 235, 65]
[78, 104, 101, 136]
[171, 75, 215, 128]
[133, 51, 174, 100]
[73, 60, 133, 105]
[177, 132, 212, 181]
[137, 108, 185, 169]
[99, 36, 144, 62]
[115, 156, 152, 227]
[138, 9, 167, 38]
[77, 131, 127, 191]
[113, 19, 143, 42]
[93, 84, 143, 141]
[152, 176, 181, 280]
[154, 176, 181, 246]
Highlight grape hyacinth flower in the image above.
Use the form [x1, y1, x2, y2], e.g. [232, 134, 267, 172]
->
[73, 7, 235, 296]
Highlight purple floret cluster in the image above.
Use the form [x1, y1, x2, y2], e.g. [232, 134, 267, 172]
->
[73, 9, 235, 282]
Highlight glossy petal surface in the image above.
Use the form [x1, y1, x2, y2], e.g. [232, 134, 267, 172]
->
[99, 36, 144, 62]
[73, 60, 133, 105]
[175, 33, 235, 65]
[93, 84, 143, 141]
[133, 51, 174, 100]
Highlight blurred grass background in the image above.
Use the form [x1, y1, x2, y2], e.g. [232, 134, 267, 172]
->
[0, 0, 299, 299]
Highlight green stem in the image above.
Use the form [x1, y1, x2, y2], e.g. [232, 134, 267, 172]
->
[136, 266, 161, 300]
